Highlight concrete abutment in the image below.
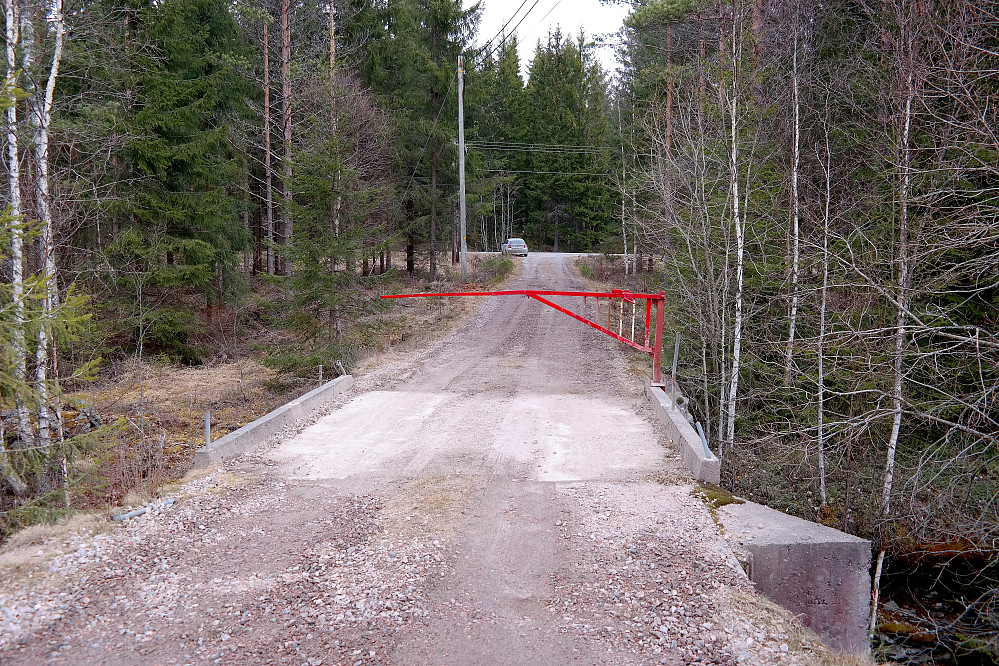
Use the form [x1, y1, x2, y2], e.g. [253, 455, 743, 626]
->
[646, 381, 871, 655]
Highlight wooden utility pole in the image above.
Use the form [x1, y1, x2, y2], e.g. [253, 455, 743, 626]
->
[458, 55, 467, 281]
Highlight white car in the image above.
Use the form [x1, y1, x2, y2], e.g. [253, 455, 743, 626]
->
[501, 238, 529, 257]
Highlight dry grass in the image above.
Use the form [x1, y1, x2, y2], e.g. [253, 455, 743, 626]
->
[75, 358, 284, 467]
[0, 513, 106, 555]
[0, 513, 109, 584]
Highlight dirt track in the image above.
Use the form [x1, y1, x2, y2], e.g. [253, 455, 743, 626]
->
[0, 253, 829, 665]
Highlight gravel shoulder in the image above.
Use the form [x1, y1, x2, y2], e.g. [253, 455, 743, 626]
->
[1, 253, 844, 665]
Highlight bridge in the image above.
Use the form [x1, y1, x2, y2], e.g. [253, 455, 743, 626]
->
[1, 253, 869, 664]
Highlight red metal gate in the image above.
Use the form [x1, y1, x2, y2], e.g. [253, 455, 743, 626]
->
[381, 289, 666, 382]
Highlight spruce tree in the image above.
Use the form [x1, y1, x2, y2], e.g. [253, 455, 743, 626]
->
[118, 0, 253, 306]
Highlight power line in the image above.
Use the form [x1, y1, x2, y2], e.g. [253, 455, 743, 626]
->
[521, 0, 568, 45]
[401, 77, 456, 204]
[486, 168, 611, 177]
[476, 0, 534, 59]
[473, 0, 544, 66]
[468, 140, 613, 155]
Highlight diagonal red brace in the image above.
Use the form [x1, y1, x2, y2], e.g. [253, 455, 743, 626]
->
[381, 288, 666, 383]
[526, 293, 652, 354]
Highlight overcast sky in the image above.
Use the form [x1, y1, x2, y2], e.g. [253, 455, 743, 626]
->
[468, 0, 631, 78]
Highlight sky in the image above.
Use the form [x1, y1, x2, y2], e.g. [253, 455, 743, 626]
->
[468, 0, 632, 78]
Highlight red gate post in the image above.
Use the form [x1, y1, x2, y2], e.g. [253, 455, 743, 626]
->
[652, 295, 665, 384]
[644, 299, 652, 348]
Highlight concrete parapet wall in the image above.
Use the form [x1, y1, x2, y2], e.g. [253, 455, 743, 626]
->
[192, 375, 353, 468]
[645, 383, 720, 484]
[718, 501, 872, 655]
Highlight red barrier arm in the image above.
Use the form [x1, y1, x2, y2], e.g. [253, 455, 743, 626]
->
[381, 289, 666, 380]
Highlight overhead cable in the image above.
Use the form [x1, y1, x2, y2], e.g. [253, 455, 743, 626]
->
[467, 140, 614, 155]
[401, 78, 455, 203]
[472, 0, 544, 66]
[476, 0, 534, 59]
[486, 168, 610, 177]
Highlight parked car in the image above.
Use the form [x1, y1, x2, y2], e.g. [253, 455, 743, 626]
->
[501, 238, 529, 256]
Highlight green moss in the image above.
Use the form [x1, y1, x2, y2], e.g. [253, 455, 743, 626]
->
[692, 483, 745, 510]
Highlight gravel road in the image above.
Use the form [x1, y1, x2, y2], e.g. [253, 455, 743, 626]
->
[0, 253, 831, 665]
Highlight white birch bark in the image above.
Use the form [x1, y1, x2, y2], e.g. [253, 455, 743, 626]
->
[816, 128, 832, 505]
[4, 0, 34, 465]
[724, 1, 745, 450]
[784, 34, 801, 383]
[872, 17, 917, 633]
[882, 69, 914, 521]
[31, 0, 66, 452]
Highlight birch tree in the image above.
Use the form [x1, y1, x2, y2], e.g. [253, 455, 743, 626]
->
[3, 0, 33, 455]
[27, 0, 66, 452]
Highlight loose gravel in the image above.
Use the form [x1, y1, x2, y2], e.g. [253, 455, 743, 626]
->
[1, 254, 841, 665]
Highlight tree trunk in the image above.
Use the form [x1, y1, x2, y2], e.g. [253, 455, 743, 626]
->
[329, 1, 341, 239]
[406, 233, 414, 275]
[724, 1, 745, 452]
[30, 0, 66, 455]
[552, 211, 559, 253]
[784, 33, 801, 384]
[872, 20, 918, 637]
[4, 0, 34, 469]
[242, 168, 251, 274]
[263, 21, 275, 275]
[666, 24, 674, 158]
[816, 124, 832, 506]
[881, 71, 914, 523]
[280, 0, 292, 275]
[429, 152, 437, 279]
[698, 16, 706, 122]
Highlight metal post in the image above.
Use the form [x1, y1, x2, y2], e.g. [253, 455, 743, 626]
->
[652, 297, 665, 384]
[696, 421, 713, 459]
[319, 364, 323, 386]
[457, 55, 467, 282]
[644, 299, 651, 347]
[671, 332, 680, 407]
[205, 411, 211, 446]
